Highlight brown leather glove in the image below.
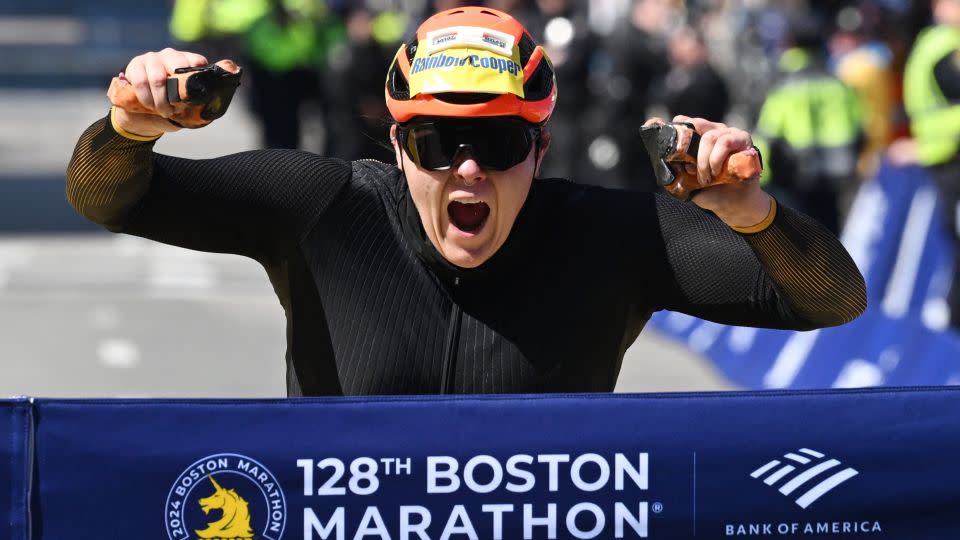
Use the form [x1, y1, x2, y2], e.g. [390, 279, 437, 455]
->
[107, 59, 242, 129]
[640, 119, 763, 201]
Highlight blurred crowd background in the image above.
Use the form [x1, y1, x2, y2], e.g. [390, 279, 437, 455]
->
[2, 0, 934, 221]
[0, 0, 953, 396]
[173, 0, 920, 227]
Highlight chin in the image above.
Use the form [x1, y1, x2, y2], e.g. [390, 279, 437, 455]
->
[442, 245, 493, 269]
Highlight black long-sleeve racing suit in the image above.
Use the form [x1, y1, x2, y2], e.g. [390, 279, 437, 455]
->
[67, 115, 867, 396]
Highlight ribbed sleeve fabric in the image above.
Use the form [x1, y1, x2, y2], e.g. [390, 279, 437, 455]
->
[66, 116, 158, 229]
[652, 192, 866, 330]
[66, 114, 352, 260]
[741, 203, 867, 326]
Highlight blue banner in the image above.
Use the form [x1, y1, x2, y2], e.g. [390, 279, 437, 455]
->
[28, 390, 960, 539]
[650, 161, 960, 389]
[1, 399, 31, 540]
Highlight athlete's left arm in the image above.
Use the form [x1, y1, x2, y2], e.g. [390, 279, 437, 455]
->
[646, 117, 866, 329]
[646, 192, 865, 329]
[647, 190, 867, 330]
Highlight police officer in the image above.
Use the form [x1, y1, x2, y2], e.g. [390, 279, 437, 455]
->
[170, 0, 344, 150]
[753, 17, 864, 234]
[904, 0, 960, 328]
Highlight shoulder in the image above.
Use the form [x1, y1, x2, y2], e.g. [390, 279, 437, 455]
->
[530, 177, 658, 226]
[351, 160, 404, 192]
[225, 150, 354, 194]
[535, 176, 653, 200]
[530, 177, 599, 206]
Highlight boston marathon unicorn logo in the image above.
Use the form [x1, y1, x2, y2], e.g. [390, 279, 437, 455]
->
[195, 475, 254, 539]
[166, 453, 287, 540]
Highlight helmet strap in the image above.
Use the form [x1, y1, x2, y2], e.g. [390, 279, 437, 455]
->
[533, 133, 544, 178]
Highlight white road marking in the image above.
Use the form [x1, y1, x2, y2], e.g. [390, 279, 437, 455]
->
[882, 185, 937, 319]
[664, 311, 697, 333]
[97, 338, 141, 369]
[763, 330, 820, 389]
[688, 321, 725, 353]
[728, 326, 758, 354]
[922, 298, 950, 331]
[832, 359, 884, 388]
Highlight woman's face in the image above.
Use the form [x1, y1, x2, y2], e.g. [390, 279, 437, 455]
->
[392, 123, 549, 268]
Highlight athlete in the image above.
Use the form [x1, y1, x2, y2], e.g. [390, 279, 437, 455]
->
[67, 8, 866, 396]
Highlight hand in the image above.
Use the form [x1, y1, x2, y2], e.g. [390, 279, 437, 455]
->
[671, 115, 771, 229]
[112, 48, 209, 137]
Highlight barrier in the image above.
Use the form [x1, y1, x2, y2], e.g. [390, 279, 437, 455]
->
[650, 161, 960, 389]
[2, 399, 31, 540]
[4, 389, 960, 539]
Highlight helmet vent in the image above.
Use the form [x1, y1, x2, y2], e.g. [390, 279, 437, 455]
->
[387, 61, 410, 100]
[523, 58, 555, 102]
[433, 92, 498, 104]
[518, 32, 536, 66]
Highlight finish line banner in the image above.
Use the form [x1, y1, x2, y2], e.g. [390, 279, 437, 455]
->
[6, 389, 960, 539]
[1, 399, 31, 540]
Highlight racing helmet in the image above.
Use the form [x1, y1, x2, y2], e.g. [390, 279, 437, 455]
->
[385, 7, 557, 124]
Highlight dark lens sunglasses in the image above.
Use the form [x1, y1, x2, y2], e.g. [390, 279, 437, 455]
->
[397, 117, 541, 172]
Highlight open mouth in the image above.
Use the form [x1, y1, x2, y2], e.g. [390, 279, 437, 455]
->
[448, 200, 490, 233]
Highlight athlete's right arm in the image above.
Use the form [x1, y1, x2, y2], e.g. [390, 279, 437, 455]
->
[66, 49, 351, 259]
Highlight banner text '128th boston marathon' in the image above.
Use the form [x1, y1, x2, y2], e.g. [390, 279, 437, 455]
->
[14, 392, 960, 539]
[297, 452, 650, 539]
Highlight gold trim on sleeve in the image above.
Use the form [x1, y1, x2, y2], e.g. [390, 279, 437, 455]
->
[110, 106, 163, 142]
[732, 196, 778, 234]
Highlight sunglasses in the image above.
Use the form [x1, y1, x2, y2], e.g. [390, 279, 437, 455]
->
[397, 117, 541, 171]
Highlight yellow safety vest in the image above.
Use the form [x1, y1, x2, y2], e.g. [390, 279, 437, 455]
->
[903, 25, 960, 166]
[170, 0, 270, 42]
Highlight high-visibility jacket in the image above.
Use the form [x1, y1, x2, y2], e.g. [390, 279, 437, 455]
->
[170, 0, 270, 42]
[754, 48, 863, 187]
[903, 25, 960, 166]
[169, 0, 339, 72]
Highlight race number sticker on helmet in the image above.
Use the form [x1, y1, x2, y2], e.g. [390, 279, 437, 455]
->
[409, 27, 524, 98]
[424, 26, 515, 57]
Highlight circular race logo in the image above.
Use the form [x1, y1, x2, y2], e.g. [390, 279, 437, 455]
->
[165, 453, 287, 540]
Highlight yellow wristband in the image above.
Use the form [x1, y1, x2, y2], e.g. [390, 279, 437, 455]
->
[110, 106, 163, 142]
[731, 196, 777, 234]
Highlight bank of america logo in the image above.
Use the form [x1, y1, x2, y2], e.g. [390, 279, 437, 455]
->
[750, 448, 859, 509]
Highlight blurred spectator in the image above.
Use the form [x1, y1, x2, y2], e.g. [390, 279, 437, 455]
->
[587, 0, 674, 190]
[903, 0, 960, 327]
[829, 4, 896, 176]
[696, 2, 775, 128]
[163, 0, 929, 201]
[431, 0, 475, 13]
[170, 0, 346, 150]
[525, 0, 598, 180]
[325, 6, 396, 162]
[487, 0, 542, 28]
[653, 25, 730, 122]
[753, 15, 864, 234]
[170, 0, 261, 60]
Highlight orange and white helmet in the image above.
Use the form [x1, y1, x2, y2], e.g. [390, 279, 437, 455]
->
[385, 7, 557, 124]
